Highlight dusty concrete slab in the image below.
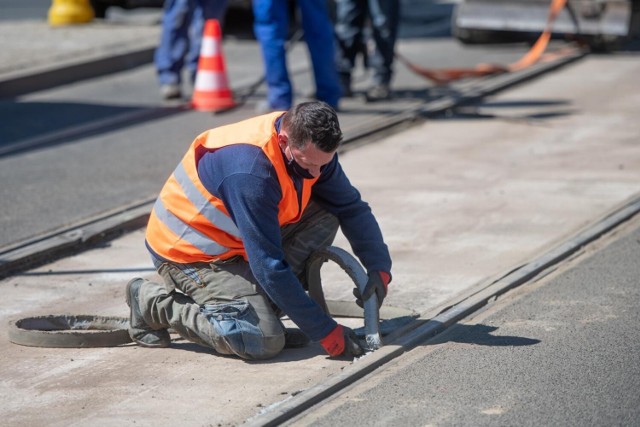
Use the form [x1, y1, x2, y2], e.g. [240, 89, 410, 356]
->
[1, 53, 639, 426]
[0, 18, 161, 78]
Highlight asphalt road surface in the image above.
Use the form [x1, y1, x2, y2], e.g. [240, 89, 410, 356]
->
[290, 215, 640, 426]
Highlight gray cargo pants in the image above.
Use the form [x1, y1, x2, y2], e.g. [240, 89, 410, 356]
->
[137, 200, 339, 360]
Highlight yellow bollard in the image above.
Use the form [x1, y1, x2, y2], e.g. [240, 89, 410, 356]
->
[48, 0, 95, 26]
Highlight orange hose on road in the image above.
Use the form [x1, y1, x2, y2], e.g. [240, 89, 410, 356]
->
[397, 0, 570, 85]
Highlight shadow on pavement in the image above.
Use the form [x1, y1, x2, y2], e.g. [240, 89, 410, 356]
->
[435, 98, 578, 122]
[170, 337, 326, 362]
[427, 323, 541, 347]
[0, 100, 186, 158]
[443, 108, 578, 121]
[1, 101, 142, 143]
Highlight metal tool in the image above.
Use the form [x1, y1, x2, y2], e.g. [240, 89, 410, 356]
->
[306, 246, 382, 351]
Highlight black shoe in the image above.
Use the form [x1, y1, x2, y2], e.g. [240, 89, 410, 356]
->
[284, 328, 310, 349]
[125, 278, 171, 348]
[339, 74, 353, 98]
[365, 83, 391, 102]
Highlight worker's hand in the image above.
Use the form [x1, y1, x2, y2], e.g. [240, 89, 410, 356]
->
[353, 271, 391, 308]
[320, 324, 365, 358]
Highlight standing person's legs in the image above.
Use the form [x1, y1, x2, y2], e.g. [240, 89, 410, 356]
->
[155, 0, 195, 96]
[333, 0, 367, 97]
[186, 0, 230, 84]
[185, 0, 204, 85]
[366, 0, 399, 98]
[253, 0, 293, 110]
[297, 0, 342, 108]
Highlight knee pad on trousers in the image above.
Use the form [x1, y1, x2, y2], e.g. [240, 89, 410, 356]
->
[202, 300, 285, 360]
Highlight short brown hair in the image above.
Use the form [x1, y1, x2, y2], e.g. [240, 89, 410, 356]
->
[281, 101, 343, 152]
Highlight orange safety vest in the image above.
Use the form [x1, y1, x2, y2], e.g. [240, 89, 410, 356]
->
[146, 112, 319, 264]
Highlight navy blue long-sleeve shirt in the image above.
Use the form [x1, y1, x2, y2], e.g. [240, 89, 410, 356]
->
[194, 130, 391, 341]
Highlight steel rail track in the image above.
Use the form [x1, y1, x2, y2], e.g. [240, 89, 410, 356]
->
[246, 195, 640, 426]
[0, 42, 585, 279]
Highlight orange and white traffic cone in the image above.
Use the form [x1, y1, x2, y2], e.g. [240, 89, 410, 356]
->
[192, 19, 236, 112]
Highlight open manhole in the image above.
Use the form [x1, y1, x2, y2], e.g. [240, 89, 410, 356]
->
[8, 315, 132, 348]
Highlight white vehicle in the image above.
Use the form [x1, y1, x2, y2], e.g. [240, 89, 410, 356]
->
[452, 0, 640, 50]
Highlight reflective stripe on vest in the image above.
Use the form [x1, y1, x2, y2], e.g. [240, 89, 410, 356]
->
[152, 197, 229, 256]
[146, 112, 317, 263]
[173, 162, 240, 238]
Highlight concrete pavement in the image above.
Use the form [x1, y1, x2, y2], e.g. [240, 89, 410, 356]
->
[0, 7, 162, 98]
[1, 49, 640, 425]
[1, 4, 640, 427]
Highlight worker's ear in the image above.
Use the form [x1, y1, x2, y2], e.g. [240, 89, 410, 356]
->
[277, 132, 288, 151]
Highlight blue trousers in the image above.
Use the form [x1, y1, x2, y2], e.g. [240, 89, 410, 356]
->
[334, 0, 400, 85]
[253, 0, 342, 109]
[155, 0, 229, 86]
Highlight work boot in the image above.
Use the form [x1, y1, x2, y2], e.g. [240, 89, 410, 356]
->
[255, 100, 277, 114]
[160, 84, 181, 100]
[339, 74, 353, 98]
[365, 83, 391, 102]
[283, 328, 310, 349]
[125, 278, 171, 348]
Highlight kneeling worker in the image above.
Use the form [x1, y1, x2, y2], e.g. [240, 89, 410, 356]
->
[126, 101, 392, 359]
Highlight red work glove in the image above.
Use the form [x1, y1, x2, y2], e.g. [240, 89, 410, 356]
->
[320, 324, 365, 357]
[353, 271, 391, 308]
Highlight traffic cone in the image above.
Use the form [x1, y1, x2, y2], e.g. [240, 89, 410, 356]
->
[192, 19, 236, 112]
[48, 0, 94, 26]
